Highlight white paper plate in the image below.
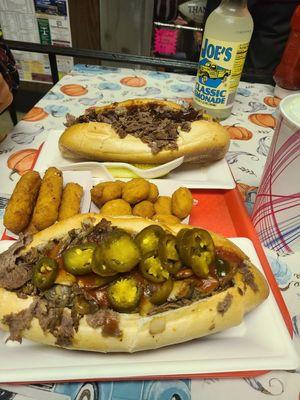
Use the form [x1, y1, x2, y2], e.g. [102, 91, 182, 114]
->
[34, 130, 235, 189]
[0, 238, 297, 383]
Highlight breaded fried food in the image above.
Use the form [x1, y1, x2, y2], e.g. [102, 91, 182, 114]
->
[3, 171, 41, 234]
[171, 187, 193, 219]
[116, 180, 126, 190]
[147, 183, 159, 203]
[30, 167, 63, 231]
[101, 199, 132, 215]
[122, 178, 150, 204]
[24, 221, 39, 235]
[152, 214, 181, 224]
[154, 196, 172, 215]
[132, 200, 155, 218]
[58, 182, 83, 221]
[91, 181, 123, 208]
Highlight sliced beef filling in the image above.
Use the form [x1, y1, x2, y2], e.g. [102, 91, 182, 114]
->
[86, 309, 121, 337]
[0, 234, 34, 290]
[2, 299, 38, 342]
[65, 104, 203, 154]
[217, 293, 233, 316]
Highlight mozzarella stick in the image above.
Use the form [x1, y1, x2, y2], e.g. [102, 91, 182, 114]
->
[58, 182, 83, 221]
[30, 167, 63, 231]
[3, 171, 41, 234]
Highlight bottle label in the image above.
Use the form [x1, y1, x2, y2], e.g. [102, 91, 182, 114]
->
[194, 37, 249, 110]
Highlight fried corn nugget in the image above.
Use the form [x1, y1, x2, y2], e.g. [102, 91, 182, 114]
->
[101, 199, 132, 216]
[133, 200, 155, 219]
[122, 178, 150, 204]
[58, 182, 83, 221]
[154, 196, 172, 215]
[116, 180, 126, 190]
[147, 183, 159, 203]
[30, 167, 63, 231]
[171, 187, 193, 219]
[152, 214, 181, 225]
[91, 181, 123, 208]
[3, 171, 41, 234]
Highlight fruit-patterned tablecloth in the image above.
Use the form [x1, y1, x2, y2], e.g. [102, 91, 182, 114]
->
[0, 65, 299, 400]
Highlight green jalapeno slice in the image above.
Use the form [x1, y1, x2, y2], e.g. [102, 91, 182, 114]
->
[150, 279, 174, 305]
[63, 243, 96, 275]
[175, 228, 191, 264]
[107, 278, 142, 312]
[101, 229, 141, 273]
[32, 257, 58, 290]
[134, 225, 165, 256]
[158, 234, 182, 274]
[178, 228, 215, 278]
[92, 245, 118, 277]
[139, 253, 170, 283]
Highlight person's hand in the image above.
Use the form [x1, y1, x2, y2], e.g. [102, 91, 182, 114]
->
[0, 73, 13, 113]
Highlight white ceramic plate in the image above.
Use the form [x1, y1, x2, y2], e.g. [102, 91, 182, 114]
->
[34, 130, 235, 189]
[0, 238, 297, 383]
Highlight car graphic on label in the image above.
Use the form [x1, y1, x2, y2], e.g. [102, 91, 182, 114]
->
[197, 59, 231, 83]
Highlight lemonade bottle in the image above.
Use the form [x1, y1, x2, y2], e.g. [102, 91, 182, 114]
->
[193, 0, 253, 120]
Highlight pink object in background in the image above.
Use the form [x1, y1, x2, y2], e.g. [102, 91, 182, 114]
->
[252, 94, 300, 254]
[154, 28, 178, 54]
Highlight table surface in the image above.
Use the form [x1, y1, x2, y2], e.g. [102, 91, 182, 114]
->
[0, 65, 299, 400]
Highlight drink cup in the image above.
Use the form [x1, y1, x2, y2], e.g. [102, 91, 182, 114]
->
[252, 93, 300, 253]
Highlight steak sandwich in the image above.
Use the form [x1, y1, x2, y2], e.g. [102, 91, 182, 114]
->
[59, 99, 230, 164]
[0, 214, 269, 352]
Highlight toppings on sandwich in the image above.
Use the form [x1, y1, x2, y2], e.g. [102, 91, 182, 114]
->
[0, 219, 249, 346]
[65, 103, 204, 154]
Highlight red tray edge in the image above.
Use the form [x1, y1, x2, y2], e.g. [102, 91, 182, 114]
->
[228, 188, 293, 338]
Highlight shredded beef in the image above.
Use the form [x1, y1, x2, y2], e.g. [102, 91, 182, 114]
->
[86, 219, 113, 243]
[240, 263, 258, 292]
[2, 299, 37, 342]
[65, 113, 76, 126]
[149, 298, 194, 315]
[55, 310, 74, 347]
[71, 306, 81, 332]
[0, 234, 34, 290]
[217, 293, 233, 316]
[34, 299, 75, 347]
[17, 281, 37, 298]
[86, 310, 121, 337]
[35, 299, 63, 333]
[19, 246, 39, 264]
[65, 103, 203, 154]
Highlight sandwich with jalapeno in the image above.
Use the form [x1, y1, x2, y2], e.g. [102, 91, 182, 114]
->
[0, 214, 269, 352]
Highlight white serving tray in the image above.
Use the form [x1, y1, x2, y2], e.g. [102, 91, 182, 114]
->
[34, 130, 235, 189]
[0, 238, 297, 383]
